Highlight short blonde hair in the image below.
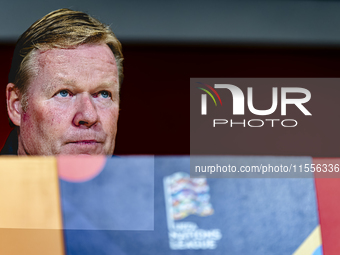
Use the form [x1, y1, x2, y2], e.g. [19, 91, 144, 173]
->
[8, 8, 123, 114]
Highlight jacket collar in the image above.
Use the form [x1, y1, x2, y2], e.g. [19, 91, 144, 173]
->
[0, 129, 18, 155]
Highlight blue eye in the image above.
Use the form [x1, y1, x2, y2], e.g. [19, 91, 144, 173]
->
[59, 90, 69, 97]
[100, 91, 110, 98]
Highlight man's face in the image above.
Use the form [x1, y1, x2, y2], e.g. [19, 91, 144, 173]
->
[17, 44, 119, 155]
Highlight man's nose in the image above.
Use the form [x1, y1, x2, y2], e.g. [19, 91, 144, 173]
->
[73, 93, 99, 128]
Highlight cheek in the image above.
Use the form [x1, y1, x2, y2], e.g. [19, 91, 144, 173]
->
[101, 107, 119, 133]
[23, 102, 66, 132]
[22, 107, 45, 129]
[47, 111, 59, 124]
[44, 108, 71, 133]
[21, 112, 36, 134]
[22, 112, 30, 122]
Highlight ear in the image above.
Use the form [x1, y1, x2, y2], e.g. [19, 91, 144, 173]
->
[6, 83, 22, 126]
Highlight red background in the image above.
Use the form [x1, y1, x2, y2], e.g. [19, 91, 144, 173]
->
[1, 43, 340, 155]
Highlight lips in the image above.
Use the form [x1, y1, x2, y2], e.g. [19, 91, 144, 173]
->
[65, 134, 106, 145]
[69, 140, 100, 144]
[63, 139, 104, 155]
[63, 133, 107, 154]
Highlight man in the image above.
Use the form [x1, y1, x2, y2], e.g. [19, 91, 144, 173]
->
[1, 8, 123, 155]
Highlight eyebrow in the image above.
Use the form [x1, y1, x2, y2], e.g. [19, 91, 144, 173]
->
[44, 79, 76, 95]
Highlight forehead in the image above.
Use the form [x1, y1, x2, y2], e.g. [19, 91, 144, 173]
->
[33, 44, 118, 86]
[38, 43, 116, 65]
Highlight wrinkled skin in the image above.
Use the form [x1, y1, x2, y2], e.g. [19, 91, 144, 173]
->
[9, 44, 119, 155]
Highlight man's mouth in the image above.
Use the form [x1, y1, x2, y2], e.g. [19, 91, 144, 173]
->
[70, 140, 100, 144]
[63, 140, 104, 154]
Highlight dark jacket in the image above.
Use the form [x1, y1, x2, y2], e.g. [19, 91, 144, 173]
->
[0, 129, 18, 155]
